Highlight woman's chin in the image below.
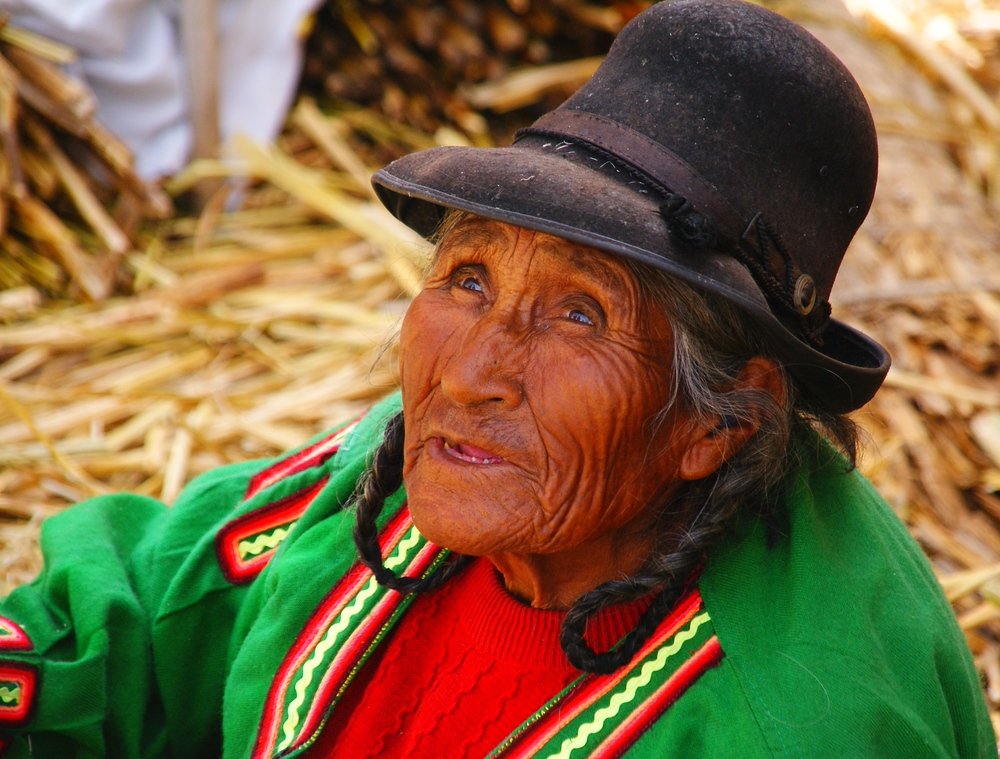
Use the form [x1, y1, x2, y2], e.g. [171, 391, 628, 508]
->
[404, 452, 532, 556]
[407, 502, 477, 554]
[405, 487, 516, 558]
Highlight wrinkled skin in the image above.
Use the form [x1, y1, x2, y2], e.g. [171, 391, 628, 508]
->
[399, 217, 727, 608]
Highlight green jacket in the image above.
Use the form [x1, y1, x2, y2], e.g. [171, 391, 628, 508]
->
[0, 393, 992, 757]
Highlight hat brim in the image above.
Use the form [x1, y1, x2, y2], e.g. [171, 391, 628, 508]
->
[372, 142, 889, 413]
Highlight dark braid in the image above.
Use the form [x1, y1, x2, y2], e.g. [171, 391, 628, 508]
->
[559, 456, 748, 673]
[352, 412, 472, 593]
[562, 582, 679, 674]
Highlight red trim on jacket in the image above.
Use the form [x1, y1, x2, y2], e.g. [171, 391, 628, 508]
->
[0, 618, 32, 653]
[216, 479, 328, 584]
[0, 662, 37, 728]
[245, 420, 360, 500]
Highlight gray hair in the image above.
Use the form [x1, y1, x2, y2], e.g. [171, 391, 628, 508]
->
[621, 257, 858, 574]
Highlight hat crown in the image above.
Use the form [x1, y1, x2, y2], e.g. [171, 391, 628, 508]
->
[370, 0, 890, 411]
[558, 0, 878, 304]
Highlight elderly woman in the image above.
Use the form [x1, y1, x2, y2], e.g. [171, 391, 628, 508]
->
[0, 1, 992, 757]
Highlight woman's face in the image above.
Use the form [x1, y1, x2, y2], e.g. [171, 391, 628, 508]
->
[399, 217, 698, 563]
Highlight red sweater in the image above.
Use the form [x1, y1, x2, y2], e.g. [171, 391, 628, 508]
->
[309, 558, 650, 757]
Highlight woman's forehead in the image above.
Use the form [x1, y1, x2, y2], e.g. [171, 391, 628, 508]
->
[438, 216, 635, 289]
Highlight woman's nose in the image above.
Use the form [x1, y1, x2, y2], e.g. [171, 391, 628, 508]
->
[440, 314, 524, 408]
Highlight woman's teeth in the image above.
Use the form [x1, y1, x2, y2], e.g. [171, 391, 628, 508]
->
[443, 440, 501, 465]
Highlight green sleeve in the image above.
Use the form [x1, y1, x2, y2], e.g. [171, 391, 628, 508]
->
[0, 458, 263, 759]
[696, 435, 995, 758]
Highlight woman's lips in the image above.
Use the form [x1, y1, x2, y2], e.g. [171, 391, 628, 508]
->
[440, 438, 505, 465]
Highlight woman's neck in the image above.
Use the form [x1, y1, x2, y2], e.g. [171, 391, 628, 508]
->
[487, 530, 653, 609]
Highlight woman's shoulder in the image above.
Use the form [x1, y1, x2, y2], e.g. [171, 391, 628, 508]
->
[157, 392, 402, 596]
[695, 432, 994, 757]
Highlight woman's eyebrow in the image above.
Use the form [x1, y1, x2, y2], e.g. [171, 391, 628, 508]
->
[440, 223, 501, 254]
[556, 245, 629, 290]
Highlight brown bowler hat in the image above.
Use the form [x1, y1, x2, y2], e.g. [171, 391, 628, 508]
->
[372, 0, 890, 413]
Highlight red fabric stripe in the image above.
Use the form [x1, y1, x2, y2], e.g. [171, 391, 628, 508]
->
[376, 508, 418, 557]
[246, 416, 360, 499]
[0, 663, 36, 728]
[250, 508, 414, 759]
[294, 541, 443, 746]
[0, 619, 31, 653]
[250, 560, 371, 759]
[595, 636, 724, 758]
[216, 479, 327, 584]
[502, 590, 704, 758]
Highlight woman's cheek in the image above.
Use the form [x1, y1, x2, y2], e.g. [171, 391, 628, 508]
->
[400, 293, 452, 389]
[533, 346, 668, 474]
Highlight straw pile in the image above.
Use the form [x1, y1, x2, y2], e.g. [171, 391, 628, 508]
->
[0, 18, 171, 302]
[299, 0, 626, 144]
[0, 0, 998, 732]
[802, 0, 1000, 730]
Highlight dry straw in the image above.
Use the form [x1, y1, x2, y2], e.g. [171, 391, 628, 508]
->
[0, 0, 998, 731]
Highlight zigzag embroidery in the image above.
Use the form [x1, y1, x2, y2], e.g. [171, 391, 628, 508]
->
[0, 663, 36, 728]
[217, 479, 328, 585]
[239, 525, 294, 560]
[276, 526, 423, 752]
[0, 686, 20, 705]
[548, 612, 711, 759]
[0, 617, 32, 652]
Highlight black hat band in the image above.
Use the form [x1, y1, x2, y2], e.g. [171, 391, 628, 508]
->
[516, 109, 831, 344]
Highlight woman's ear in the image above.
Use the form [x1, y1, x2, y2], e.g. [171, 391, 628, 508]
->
[678, 357, 786, 481]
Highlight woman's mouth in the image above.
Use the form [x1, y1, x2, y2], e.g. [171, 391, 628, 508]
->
[442, 439, 505, 465]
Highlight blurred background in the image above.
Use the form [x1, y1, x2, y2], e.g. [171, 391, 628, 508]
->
[0, 0, 998, 733]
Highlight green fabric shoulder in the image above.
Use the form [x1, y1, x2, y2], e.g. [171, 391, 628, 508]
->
[0, 457, 261, 757]
[0, 394, 401, 758]
[697, 432, 994, 758]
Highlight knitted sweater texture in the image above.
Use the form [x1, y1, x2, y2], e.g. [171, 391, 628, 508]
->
[311, 558, 650, 757]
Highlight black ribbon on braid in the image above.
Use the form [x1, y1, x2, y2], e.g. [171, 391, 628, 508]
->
[352, 413, 472, 593]
[561, 585, 680, 674]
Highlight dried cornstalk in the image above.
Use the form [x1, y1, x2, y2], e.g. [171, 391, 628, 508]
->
[23, 115, 130, 255]
[232, 136, 425, 295]
[82, 119, 172, 217]
[0, 24, 75, 65]
[849, 0, 1000, 130]
[1, 43, 95, 123]
[0, 21, 172, 301]
[463, 56, 604, 112]
[10, 194, 112, 300]
[291, 98, 374, 197]
[0, 52, 19, 238]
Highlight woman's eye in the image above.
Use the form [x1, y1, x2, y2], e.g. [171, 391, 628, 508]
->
[459, 275, 483, 293]
[448, 266, 485, 293]
[565, 297, 604, 327]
